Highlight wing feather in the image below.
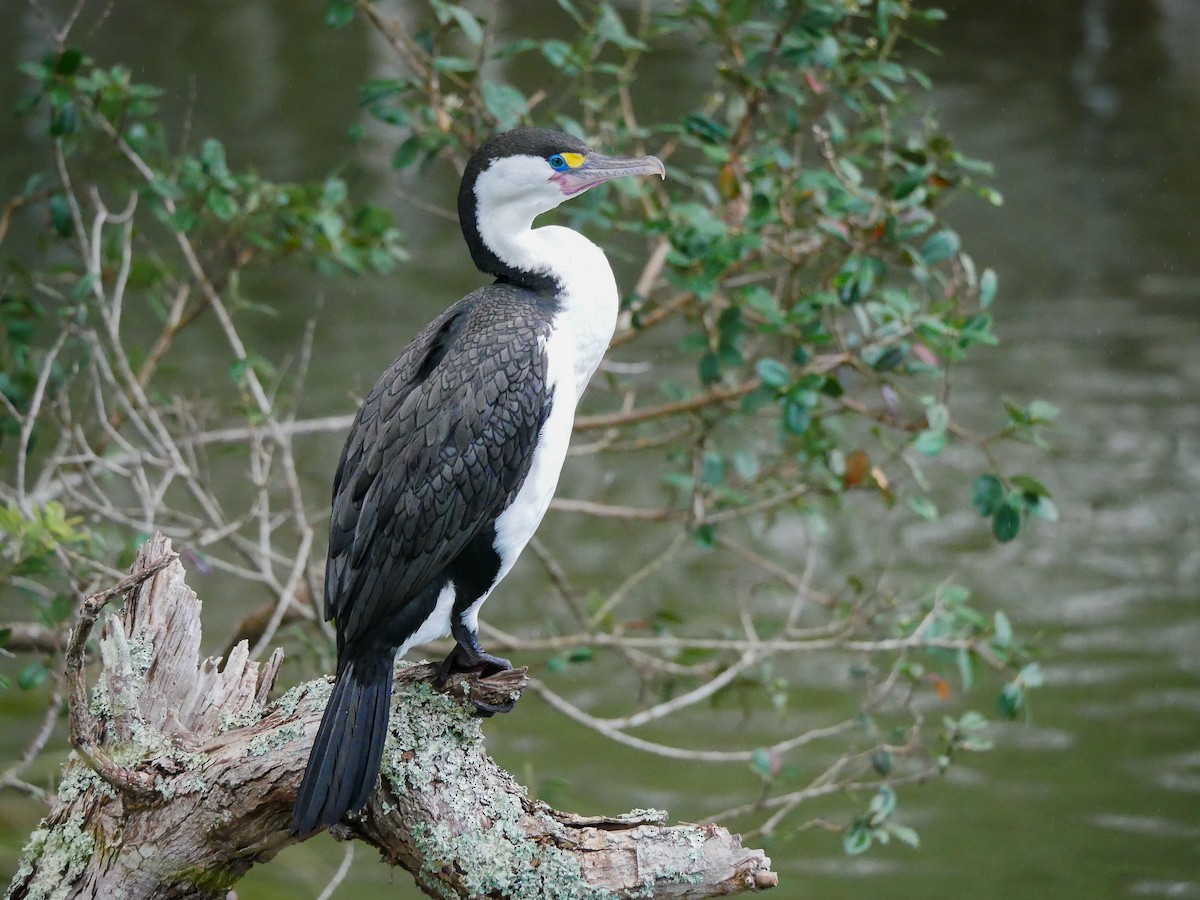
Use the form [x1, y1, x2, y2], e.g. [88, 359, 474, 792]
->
[324, 286, 558, 652]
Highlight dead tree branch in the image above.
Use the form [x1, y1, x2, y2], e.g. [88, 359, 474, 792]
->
[6, 535, 777, 900]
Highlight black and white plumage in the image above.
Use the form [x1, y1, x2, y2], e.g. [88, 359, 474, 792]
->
[290, 128, 664, 835]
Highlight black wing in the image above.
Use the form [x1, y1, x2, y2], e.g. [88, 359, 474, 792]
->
[325, 285, 558, 656]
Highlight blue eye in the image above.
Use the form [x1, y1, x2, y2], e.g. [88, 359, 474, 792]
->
[548, 154, 568, 171]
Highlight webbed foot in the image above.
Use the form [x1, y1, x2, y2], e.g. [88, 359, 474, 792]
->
[434, 627, 516, 717]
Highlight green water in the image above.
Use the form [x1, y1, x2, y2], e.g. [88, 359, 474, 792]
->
[2, 2, 1198, 897]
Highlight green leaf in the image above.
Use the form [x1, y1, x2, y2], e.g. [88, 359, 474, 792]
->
[566, 646, 595, 663]
[325, 0, 355, 27]
[595, 3, 646, 50]
[495, 39, 537, 61]
[892, 168, 927, 200]
[992, 503, 1021, 542]
[997, 680, 1023, 718]
[993, 610, 1013, 646]
[890, 824, 921, 849]
[73, 272, 96, 300]
[836, 158, 863, 186]
[978, 268, 998, 306]
[946, 710, 994, 751]
[750, 747, 772, 779]
[49, 99, 76, 136]
[552, 0, 584, 23]
[732, 449, 759, 481]
[392, 135, 423, 170]
[1011, 474, 1049, 497]
[359, 78, 406, 105]
[871, 750, 893, 776]
[683, 114, 730, 143]
[924, 401, 950, 432]
[920, 229, 960, 264]
[868, 785, 896, 822]
[49, 193, 72, 237]
[976, 186, 1004, 206]
[432, 56, 477, 73]
[744, 286, 782, 322]
[957, 646, 975, 691]
[200, 138, 229, 178]
[446, 5, 484, 44]
[166, 207, 198, 233]
[18, 661, 47, 691]
[970, 474, 1004, 517]
[48, 592, 74, 624]
[913, 429, 946, 456]
[740, 384, 776, 414]
[662, 471, 693, 492]
[322, 177, 348, 207]
[205, 189, 238, 221]
[1027, 400, 1060, 423]
[540, 39, 575, 70]
[755, 358, 789, 388]
[870, 346, 906, 371]
[941, 584, 970, 605]
[908, 495, 937, 521]
[844, 823, 872, 855]
[55, 48, 84, 76]
[1030, 496, 1059, 522]
[480, 82, 527, 129]
[700, 451, 724, 486]
[1018, 662, 1045, 689]
[814, 34, 840, 66]
[782, 399, 809, 435]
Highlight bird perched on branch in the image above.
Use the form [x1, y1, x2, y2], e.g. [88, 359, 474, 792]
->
[290, 128, 664, 835]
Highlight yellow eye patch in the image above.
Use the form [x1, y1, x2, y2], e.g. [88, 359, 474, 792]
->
[560, 152, 586, 169]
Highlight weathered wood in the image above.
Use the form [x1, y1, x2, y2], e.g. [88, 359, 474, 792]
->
[6, 535, 777, 899]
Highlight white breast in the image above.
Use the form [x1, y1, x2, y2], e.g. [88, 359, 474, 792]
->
[461, 224, 619, 632]
[534, 224, 620, 394]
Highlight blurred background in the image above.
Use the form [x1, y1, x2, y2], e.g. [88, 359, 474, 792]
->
[1, 1, 1198, 897]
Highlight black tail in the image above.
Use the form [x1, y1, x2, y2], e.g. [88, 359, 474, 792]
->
[290, 653, 394, 835]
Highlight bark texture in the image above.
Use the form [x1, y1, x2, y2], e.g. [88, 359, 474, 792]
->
[6, 535, 778, 899]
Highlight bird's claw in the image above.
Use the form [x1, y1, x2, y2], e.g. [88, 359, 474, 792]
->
[434, 629, 520, 715]
[469, 694, 517, 718]
[434, 641, 512, 686]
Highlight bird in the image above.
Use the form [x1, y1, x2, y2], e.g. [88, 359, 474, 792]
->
[289, 127, 664, 835]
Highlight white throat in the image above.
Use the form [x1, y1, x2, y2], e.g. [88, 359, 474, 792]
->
[474, 167, 619, 396]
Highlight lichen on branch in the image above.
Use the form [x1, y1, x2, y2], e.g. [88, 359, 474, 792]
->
[5, 535, 776, 900]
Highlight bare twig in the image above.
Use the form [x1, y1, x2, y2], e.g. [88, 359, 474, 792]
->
[574, 380, 761, 431]
[0, 622, 70, 655]
[0, 677, 64, 799]
[589, 530, 687, 628]
[315, 844, 355, 900]
[550, 497, 674, 521]
[530, 677, 857, 763]
[15, 332, 67, 515]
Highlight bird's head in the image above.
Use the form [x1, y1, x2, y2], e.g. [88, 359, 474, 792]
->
[457, 127, 665, 281]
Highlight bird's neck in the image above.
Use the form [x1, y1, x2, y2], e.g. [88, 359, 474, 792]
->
[478, 209, 619, 396]
[469, 196, 561, 293]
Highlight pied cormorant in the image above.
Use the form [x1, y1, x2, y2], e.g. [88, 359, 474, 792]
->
[290, 127, 665, 835]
